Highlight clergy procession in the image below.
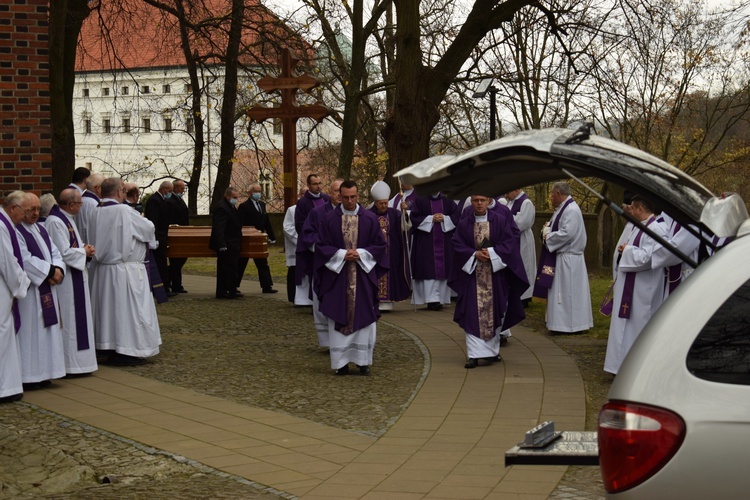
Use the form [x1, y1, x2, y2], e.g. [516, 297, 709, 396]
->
[1, 167, 714, 404]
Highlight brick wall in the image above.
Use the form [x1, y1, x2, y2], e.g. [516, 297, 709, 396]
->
[0, 0, 51, 199]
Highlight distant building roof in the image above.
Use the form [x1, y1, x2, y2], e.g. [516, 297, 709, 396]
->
[77, 0, 313, 73]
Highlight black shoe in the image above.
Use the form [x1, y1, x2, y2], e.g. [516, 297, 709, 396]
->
[0, 393, 23, 403]
[500, 336, 509, 346]
[22, 382, 42, 390]
[427, 302, 443, 311]
[358, 365, 371, 375]
[465, 358, 478, 369]
[482, 355, 500, 364]
[233, 290, 244, 297]
[174, 288, 188, 294]
[335, 364, 349, 376]
[262, 288, 279, 294]
[522, 298, 531, 308]
[166, 290, 179, 297]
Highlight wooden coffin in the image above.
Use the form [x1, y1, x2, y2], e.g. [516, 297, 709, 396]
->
[166, 226, 268, 258]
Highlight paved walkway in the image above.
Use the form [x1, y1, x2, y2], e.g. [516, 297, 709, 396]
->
[23, 275, 586, 499]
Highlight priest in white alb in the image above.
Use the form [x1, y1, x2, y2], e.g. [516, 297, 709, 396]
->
[45, 188, 98, 375]
[604, 196, 666, 374]
[0, 191, 31, 402]
[15, 193, 67, 387]
[88, 177, 162, 366]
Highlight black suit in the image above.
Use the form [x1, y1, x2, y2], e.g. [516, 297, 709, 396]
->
[210, 197, 243, 298]
[145, 192, 172, 289]
[237, 197, 276, 291]
[167, 194, 190, 292]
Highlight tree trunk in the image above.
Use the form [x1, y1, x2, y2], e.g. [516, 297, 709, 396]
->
[211, 0, 244, 212]
[174, 0, 205, 216]
[48, 0, 90, 195]
[382, 0, 533, 186]
[335, 0, 365, 180]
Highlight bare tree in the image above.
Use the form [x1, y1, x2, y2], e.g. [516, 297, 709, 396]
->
[590, 0, 750, 184]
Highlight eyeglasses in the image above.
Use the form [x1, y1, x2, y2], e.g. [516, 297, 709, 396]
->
[23, 207, 40, 215]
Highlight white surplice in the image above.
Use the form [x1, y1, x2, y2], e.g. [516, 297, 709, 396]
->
[499, 192, 536, 300]
[544, 197, 593, 332]
[77, 193, 99, 244]
[604, 218, 666, 374]
[16, 222, 66, 383]
[45, 211, 98, 374]
[88, 201, 162, 357]
[0, 209, 31, 397]
[652, 213, 700, 300]
[283, 206, 297, 267]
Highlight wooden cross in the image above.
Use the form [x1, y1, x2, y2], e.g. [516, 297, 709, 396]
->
[246, 48, 332, 211]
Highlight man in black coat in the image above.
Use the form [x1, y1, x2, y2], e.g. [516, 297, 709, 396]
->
[167, 179, 190, 293]
[237, 183, 277, 293]
[209, 186, 243, 299]
[144, 180, 175, 296]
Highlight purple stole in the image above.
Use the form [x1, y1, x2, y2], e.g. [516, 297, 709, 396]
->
[618, 217, 655, 318]
[533, 198, 574, 299]
[311, 195, 325, 209]
[0, 213, 24, 333]
[430, 198, 447, 280]
[48, 205, 90, 350]
[16, 223, 59, 327]
[508, 193, 529, 215]
[82, 191, 100, 206]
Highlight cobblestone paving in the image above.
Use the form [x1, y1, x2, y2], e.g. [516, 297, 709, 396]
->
[0, 291, 609, 498]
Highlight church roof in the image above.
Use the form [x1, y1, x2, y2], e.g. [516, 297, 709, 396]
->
[76, 0, 312, 73]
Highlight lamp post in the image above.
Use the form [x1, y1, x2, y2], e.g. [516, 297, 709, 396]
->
[473, 78, 498, 141]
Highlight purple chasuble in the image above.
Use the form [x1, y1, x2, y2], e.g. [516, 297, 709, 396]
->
[0, 213, 24, 333]
[618, 217, 655, 318]
[450, 209, 528, 338]
[16, 223, 59, 327]
[313, 206, 388, 334]
[533, 198, 574, 299]
[48, 205, 90, 350]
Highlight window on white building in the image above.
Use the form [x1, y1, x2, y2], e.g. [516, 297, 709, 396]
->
[84, 118, 91, 134]
[122, 118, 131, 133]
[184, 83, 192, 93]
[259, 171, 272, 199]
[163, 84, 171, 94]
[164, 117, 173, 133]
[82, 88, 89, 97]
[122, 86, 129, 95]
[186, 116, 194, 134]
[85, 162, 92, 170]
[142, 85, 150, 94]
[103, 87, 110, 96]
[273, 118, 282, 135]
[143, 117, 151, 133]
[103, 118, 111, 134]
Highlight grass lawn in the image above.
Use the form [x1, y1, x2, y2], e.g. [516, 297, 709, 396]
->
[182, 243, 288, 281]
